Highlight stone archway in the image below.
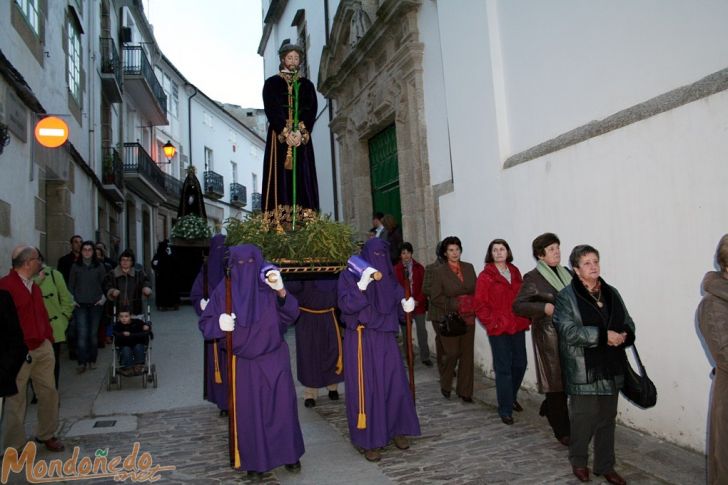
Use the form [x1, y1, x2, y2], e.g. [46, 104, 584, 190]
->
[319, 0, 438, 259]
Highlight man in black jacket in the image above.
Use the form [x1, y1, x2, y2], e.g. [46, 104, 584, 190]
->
[57, 235, 82, 282]
[0, 289, 26, 402]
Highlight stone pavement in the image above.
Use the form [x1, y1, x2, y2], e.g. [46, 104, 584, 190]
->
[1, 304, 706, 484]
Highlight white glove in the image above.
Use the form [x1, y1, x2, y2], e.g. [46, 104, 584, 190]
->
[264, 270, 284, 291]
[219, 312, 236, 332]
[357, 267, 378, 291]
[401, 297, 415, 313]
[199, 298, 209, 311]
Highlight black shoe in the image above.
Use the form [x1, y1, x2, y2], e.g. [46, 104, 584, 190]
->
[219, 410, 228, 417]
[441, 388, 451, 399]
[304, 398, 316, 408]
[539, 399, 548, 417]
[284, 461, 301, 473]
[247, 470, 263, 481]
[30, 395, 38, 404]
[500, 415, 514, 425]
[459, 395, 473, 403]
[422, 360, 433, 367]
[328, 390, 339, 401]
[513, 401, 523, 412]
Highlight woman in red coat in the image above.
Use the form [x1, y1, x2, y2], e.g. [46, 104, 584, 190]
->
[393, 242, 432, 366]
[474, 239, 530, 425]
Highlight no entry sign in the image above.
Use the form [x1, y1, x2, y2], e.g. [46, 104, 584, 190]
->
[34, 116, 69, 148]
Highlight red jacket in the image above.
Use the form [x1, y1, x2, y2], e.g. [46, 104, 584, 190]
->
[474, 263, 530, 336]
[394, 259, 427, 315]
[0, 270, 53, 350]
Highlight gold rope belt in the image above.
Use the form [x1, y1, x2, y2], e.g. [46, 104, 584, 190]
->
[213, 341, 222, 384]
[356, 324, 366, 429]
[299, 306, 343, 374]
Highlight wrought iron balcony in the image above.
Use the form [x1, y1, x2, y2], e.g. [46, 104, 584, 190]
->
[229, 182, 246, 207]
[99, 37, 122, 103]
[122, 45, 168, 125]
[101, 146, 124, 202]
[251, 192, 262, 212]
[163, 172, 183, 202]
[123, 142, 166, 202]
[204, 170, 224, 199]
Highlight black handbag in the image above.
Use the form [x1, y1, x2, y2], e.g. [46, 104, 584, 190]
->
[438, 312, 467, 337]
[621, 345, 657, 409]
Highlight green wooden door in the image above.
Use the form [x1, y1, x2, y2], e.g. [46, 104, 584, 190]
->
[368, 124, 402, 226]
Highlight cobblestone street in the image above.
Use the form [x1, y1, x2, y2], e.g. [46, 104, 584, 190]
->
[2, 305, 705, 484]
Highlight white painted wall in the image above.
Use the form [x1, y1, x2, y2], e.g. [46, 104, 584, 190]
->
[496, 0, 728, 155]
[431, 0, 728, 452]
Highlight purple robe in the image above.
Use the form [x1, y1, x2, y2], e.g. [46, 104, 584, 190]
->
[191, 234, 227, 410]
[337, 239, 421, 450]
[288, 280, 344, 389]
[199, 244, 304, 472]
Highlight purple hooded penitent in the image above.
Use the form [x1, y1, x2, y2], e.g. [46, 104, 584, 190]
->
[337, 238, 420, 450]
[191, 234, 228, 410]
[288, 279, 344, 389]
[199, 244, 303, 472]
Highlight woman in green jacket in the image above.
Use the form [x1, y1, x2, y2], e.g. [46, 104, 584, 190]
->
[553, 245, 635, 485]
[34, 250, 75, 388]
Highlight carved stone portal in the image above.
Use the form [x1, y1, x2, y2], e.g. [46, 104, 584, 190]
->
[319, 0, 437, 260]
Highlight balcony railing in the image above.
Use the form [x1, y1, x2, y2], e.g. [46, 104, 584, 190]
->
[122, 45, 167, 117]
[100, 37, 122, 89]
[123, 142, 166, 194]
[204, 171, 224, 199]
[102, 147, 123, 187]
[229, 182, 246, 207]
[251, 192, 262, 212]
[163, 172, 183, 201]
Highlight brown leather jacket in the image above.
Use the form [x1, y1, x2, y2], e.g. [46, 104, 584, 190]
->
[512, 268, 565, 393]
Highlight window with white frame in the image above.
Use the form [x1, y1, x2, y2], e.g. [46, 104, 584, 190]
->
[67, 18, 82, 102]
[231, 161, 238, 183]
[170, 82, 179, 118]
[204, 147, 214, 171]
[16, 0, 40, 35]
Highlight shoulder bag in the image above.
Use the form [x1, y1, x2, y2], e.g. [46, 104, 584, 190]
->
[438, 311, 467, 337]
[621, 345, 657, 409]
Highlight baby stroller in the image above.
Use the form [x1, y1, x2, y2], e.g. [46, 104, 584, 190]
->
[106, 303, 157, 390]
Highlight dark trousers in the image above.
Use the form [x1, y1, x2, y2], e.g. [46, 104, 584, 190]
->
[542, 391, 571, 439]
[439, 324, 475, 398]
[432, 321, 446, 375]
[488, 331, 527, 417]
[568, 393, 618, 474]
[75, 304, 102, 365]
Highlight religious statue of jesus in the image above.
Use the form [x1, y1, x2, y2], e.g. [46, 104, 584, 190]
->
[261, 42, 320, 231]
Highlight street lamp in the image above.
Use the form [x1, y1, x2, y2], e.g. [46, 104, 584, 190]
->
[162, 140, 176, 162]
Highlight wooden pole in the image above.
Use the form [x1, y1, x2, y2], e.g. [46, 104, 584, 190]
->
[225, 268, 235, 468]
[403, 267, 415, 400]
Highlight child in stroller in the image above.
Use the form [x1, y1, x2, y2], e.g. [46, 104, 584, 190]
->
[113, 308, 151, 377]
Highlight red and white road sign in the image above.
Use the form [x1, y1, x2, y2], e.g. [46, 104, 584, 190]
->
[34, 116, 69, 148]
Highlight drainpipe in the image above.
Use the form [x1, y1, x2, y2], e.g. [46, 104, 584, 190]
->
[186, 83, 198, 168]
[324, 0, 339, 219]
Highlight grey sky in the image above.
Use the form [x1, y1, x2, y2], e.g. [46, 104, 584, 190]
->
[144, 0, 264, 109]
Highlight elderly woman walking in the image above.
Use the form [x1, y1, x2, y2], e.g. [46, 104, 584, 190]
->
[474, 238, 530, 424]
[553, 245, 634, 485]
[513, 233, 571, 444]
[698, 234, 728, 485]
[429, 236, 477, 403]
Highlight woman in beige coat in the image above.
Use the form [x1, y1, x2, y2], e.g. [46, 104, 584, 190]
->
[698, 233, 728, 485]
[512, 233, 571, 444]
[428, 236, 477, 402]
